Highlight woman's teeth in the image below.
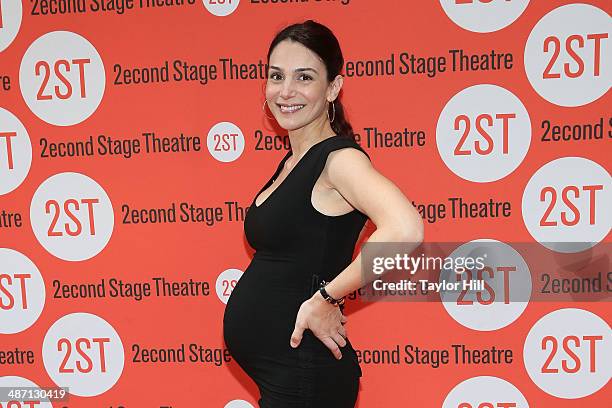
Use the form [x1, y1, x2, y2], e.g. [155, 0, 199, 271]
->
[279, 104, 305, 113]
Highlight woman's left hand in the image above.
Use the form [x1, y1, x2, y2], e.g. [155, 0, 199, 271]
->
[289, 292, 348, 360]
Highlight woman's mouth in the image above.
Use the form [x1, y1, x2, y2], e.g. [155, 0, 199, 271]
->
[278, 104, 305, 113]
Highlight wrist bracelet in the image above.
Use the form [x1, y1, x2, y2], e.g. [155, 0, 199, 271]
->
[319, 280, 345, 306]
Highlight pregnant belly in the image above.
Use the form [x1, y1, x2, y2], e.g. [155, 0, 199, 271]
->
[222, 258, 363, 377]
[222, 258, 309, 358]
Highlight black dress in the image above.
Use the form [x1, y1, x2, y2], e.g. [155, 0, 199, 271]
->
[223, 135, 369, 408]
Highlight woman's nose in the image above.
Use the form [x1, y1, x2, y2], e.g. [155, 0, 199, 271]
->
[279, 79, 296, 98]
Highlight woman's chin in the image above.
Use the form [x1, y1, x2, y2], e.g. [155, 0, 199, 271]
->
[274, 119, 306, 132]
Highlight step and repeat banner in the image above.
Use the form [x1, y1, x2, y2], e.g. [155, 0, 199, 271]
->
[0, 0, 610, 406]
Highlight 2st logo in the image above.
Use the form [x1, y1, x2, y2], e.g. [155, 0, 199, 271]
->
[436, 84, 531, 183]
[0, 0, 22, 52]
[455, 265, 515, 306]
[523, 308, 611, 399]
[216, 268, 243, 304]
[19, 31, 105, 126]
[440, 240, 531, 331]
[0, 108, 31, 195]
[207, 122, 245, 162]
[46, 197, 100, 237]
[541, 334, 602, 374]
[542, 33, 607, 80]
[525, 4, 611, 107]
[35, 58, 91, 100]
[42, 313, 124, 396]
[57, 337, 111, 373]
[522, 157, 611, 253]
[30, 172, 114, 261]
[0, 248, 45, 334]
[453, 113, 515, 156]
[539, 185, 602, 227]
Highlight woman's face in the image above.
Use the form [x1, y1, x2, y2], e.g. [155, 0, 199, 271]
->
[266, 40, 339, 132]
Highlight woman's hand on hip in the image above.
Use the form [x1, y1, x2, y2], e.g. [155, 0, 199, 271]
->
[290, 291, 348, 359]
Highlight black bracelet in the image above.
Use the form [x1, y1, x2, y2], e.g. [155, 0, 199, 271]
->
[319, 280, 345, 306]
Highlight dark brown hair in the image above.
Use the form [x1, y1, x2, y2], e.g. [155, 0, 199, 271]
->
[267, 20, 355, 141]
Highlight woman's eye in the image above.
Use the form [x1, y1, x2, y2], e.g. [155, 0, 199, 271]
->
[268, 72, 312, 81]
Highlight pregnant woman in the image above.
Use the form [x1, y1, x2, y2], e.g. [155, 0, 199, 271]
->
[223, 20, 424, 408]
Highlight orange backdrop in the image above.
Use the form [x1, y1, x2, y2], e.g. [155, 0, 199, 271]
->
[1, 0, 610, 407]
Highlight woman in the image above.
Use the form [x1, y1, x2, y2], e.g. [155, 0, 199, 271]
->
[223, 20, 424, 407]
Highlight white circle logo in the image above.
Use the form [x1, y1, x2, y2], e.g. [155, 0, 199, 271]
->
[522, 157, 611, 253]
[30, 172, 114, 261]
[202, 0, 240, 17]
[207, 121, 245, 162]
[216, 268, 243, 304]
[0, 0, 22, 52]
[524, 308, 611, 399]
[524, 3, 611, 107]
[42, 312, 125, 396]
[19, 30, 105, 126]
[436, 84, 531, 182]
[0, 376, 53, 407]
[440, 240, 531, 331]
[0, 248, 45, 334]
[443, 376, 529, 408]
[439, 0, 530, 33]
[0, 107, 32, 195]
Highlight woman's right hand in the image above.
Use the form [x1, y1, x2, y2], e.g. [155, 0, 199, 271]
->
[290, 291, 349, 359]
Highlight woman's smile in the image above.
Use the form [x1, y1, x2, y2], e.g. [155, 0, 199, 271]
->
[278, 103, 306, 113]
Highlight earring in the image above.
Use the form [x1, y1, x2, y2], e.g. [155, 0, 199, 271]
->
[262, 100, 275, 120]
[327, 100, 336, 123]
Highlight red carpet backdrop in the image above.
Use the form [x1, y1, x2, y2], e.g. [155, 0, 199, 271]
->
[0, 0, 610, 406]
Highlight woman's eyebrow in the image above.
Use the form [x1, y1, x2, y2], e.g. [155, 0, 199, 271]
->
[269, 66, 318, 74]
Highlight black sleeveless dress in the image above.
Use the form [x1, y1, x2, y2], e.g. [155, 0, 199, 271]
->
[223, 135, 370, 408]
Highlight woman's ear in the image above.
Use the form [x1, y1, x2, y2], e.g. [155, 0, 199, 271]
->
[328, 74, 344, 101]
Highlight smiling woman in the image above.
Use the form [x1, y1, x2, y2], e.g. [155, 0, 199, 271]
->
[223, 19, 423, 408]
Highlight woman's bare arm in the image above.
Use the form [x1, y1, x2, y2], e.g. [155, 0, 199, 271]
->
[289, 147, 424, 359]
[321, 147, 425, 300]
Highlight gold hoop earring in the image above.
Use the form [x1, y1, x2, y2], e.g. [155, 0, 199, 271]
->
[262, 100, 275, 120]
[327, 100, 336, 123]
